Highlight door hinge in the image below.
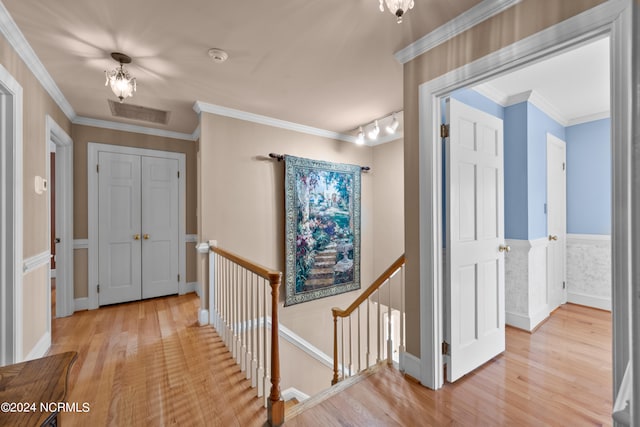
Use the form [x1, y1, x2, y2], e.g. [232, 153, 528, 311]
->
[563, 281, 566, 289]
[97, 284, 100, 294]
[177, 274, 180, 282]
[562, 162, 565, 171]
[442, 341, 449, 355]
[177, 171, 180, 178]
[96, 164, 99, 173]
[440, 124, 450, 138]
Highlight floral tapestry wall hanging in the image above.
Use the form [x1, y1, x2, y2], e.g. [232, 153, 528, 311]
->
[284, 155, 361, 306]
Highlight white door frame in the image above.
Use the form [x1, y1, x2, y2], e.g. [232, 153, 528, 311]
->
[417, 0, 633, 399]
[87, 143, 186, 310]
[0, 64, 23, 365]
[45, 115, 74, 318]
[546, 132, 567, 309]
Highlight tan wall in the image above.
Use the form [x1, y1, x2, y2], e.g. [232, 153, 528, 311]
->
[402, 0, 607, 356]
[199, 112, 374, 356]
[372, 138, 404, 277]
[1, 34, 72, 359]
[71, 124, 198, 299]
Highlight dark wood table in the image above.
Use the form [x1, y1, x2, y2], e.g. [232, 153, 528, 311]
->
[0, 351, 77, 426]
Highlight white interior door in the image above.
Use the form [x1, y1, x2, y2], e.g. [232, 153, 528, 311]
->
[98, 152, 142, 305]
[141, 156, 179, 299]
[546, 134, 567, 310]
[446, 98, 505, 382]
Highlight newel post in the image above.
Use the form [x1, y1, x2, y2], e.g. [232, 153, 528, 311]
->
[268, 272, 284, 427]
[331, 308, 339, 385]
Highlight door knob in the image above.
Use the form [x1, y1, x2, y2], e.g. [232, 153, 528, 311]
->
[548, 235, 558, 241]
[143, 234, 150, 240]
[499, 245, 511, 253]
[54, 237, 61, 244]
[133, 234, 140, 240]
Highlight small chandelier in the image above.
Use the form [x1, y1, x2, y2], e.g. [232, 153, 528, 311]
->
[105, 52, 136, 103]
[379, 0, 415, 23]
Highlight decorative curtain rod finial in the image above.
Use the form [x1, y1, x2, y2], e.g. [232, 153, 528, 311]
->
[269, 153, 285, 162]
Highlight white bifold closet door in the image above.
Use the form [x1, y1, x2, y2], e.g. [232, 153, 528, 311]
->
[98, 152, 179, 306]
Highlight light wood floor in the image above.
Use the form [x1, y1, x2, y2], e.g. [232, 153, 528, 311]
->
[49, 294, 266, 426]
[287, 303, 613, 426]
[49, 295, 611, 426]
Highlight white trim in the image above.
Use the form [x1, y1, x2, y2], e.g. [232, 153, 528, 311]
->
[183, 282, 199, 295]
[400, 351, 422, 380]
[196, 242, 210, 254]
[198, 309, 209, 326]
[506, 90, 568, 126]
[87, 143, 186, 310]
[505, 238, 533, 251]
[282, 387, 310, 403]
[73, 239, 89, 249]
[24, 331, 50, 361]
[0, 62, 23, 364]
[567, 111, 611, 127]
[567, 233, 612, 243]
[505, 311, 532, 331]
[568, 292, 611, 311]
[46, 115, 74, 318]
[277, 322, 334, 370]
[417, 0, 630, 390]
[0, 3, 75, 120]
[50, 269, 56, 279]
[193, 101, 356, 144]
[22, 251, 50, 274]
[74, 297, 89, 311]
[186, 234, 198, 243]
[368, 134, 404, 147]
[530, 304, 550, 330]
[394, 0, 522, 64]
[73, 116, 197, 142]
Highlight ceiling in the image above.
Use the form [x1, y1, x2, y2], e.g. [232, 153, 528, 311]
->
[2, 1, 610, 141]
[1, 0, 484, 136]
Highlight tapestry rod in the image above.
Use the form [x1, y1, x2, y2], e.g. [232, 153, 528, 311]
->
[267, 153, 370, 171]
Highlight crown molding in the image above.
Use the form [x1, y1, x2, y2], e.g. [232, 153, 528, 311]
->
[193, 101, 356, 144]
[394, 0, 522, 64]
[507, 90, 568, 126]
[0, 1, 75, 120]
[471, 83, 509, 106]
[73, 116, 197, 141]
[567, 111, 610, 127]
[368, 133, 404, 146]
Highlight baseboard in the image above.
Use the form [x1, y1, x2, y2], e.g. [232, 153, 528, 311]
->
[74, 297, 89, 311]
[505, 311, 532, 331]
[25, 331, 51, 361]
[181, 282, 199, 296]
[400, 351, 421, 380]
[529, 305, 550, 330]
[199, 309, 209, 326]
[568, 291, 611, 311]
[277, 322, 334, 370]
[282, 387, 310, 402]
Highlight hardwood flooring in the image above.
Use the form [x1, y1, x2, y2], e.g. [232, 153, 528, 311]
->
[48, 294, 266, 426]
[287, 303, 612, 426]
[48, 295, 611, 426]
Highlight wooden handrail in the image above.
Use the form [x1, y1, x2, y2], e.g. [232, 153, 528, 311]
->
[209, 244, 284, 426]
[331, 254, 406, 385]
[332, 254, 406, 318]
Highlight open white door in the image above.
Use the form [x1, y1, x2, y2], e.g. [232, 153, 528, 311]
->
[445, 98, 505, 382]
[546, 134, 567, 310]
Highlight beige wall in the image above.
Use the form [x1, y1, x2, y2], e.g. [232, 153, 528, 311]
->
[71, 124, 198, 299]
[199, 112, 375, 356]
[402, 0, 607, 356]
[1, 34, 72, 358]
[372, 138, 404, 277]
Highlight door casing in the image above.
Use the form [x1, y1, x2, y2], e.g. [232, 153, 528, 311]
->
[87, 143, 186, 310]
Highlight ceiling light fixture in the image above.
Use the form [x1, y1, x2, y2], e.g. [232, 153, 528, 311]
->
[368, 120, 380, 140]
[356, 126, 365, 145]
[386, 113, 400, 134]
[105, 52, 136, 103]
[208, 48, 229, 63]
[379, 0, 415, 23]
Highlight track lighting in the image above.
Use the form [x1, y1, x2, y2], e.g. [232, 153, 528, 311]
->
[386, 113, 399, 134]
[352, 111, 402, 145]
[368, 120, 380, 140]
[356, 126, 365, 145]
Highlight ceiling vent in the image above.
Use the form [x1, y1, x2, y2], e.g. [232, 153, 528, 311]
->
[108, 100, 171, 125]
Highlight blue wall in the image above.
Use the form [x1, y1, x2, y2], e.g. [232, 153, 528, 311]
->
[566, 118, 611, 234]
[503, 103, 528, 240]
[526, 103, 565, 239]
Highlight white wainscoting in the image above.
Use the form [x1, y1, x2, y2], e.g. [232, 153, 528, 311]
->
[566, 234, 611, 311]
[505, 238, 549, 331]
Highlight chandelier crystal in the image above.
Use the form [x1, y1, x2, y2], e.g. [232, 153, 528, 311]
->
[379, 0, 415, 23]
[105, 52, 136, 103]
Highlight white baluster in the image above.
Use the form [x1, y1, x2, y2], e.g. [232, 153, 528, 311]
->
[366, 296, 371, 368]
[399, 265, 405, 362]
[387, 279, 393, 364]
[377, 289, 381, 363]
[357, 306, 361, 373]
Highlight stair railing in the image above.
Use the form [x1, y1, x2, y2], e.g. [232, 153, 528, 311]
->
[331, 254, 406, 385]
[208, 242, 284, 426]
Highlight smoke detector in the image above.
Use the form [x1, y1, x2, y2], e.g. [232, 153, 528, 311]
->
[208, 48, 229, 63]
